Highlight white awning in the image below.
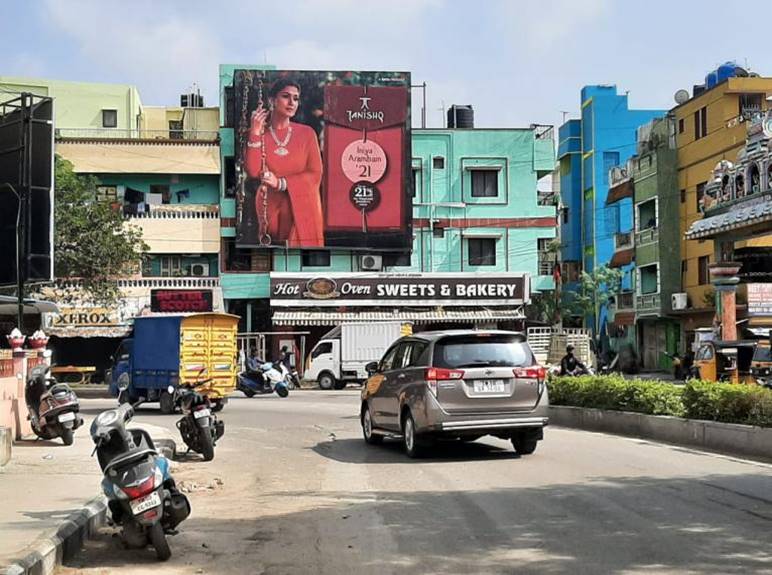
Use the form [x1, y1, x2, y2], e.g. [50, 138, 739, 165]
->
[272, 308, 524, 326]
[0, 296, 59, 316]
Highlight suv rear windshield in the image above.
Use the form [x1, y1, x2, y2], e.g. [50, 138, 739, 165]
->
[433, 334, 533, 368]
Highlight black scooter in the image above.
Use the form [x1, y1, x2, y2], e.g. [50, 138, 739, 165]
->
[176, 371, 225, 461]
[91, 402, 190, 561]
[26, 365, 83, 445]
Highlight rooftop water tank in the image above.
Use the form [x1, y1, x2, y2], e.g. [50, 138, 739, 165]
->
[447, 105, 474, 129]
[705, 70, 719, 89]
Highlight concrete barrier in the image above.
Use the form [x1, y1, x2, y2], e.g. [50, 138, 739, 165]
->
[548, 406, 772, 462]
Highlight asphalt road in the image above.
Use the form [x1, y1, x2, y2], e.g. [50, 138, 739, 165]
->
[59, 390, 772, 575]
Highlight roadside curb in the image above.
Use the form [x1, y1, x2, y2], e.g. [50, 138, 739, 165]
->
[1, 496, 106, 575]
[0, 426, 10, 467]
[548, 405, 772, 462]
[1, 432, 177, 575]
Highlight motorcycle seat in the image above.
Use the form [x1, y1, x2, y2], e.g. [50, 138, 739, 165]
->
[103, 447, 158, 475]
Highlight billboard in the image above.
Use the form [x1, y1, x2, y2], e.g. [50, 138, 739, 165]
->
[232, 70, 412, 251]
[0, 94, 54, 285]
[270, 273, 531, 307]
[748, 283, 772, 316]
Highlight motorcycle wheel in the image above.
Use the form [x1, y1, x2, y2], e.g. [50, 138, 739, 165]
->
[200, 426, 215, 461]
[149, 522, 171, 561]
[61, 426, 74, 446]
[211, 400, 224, 413]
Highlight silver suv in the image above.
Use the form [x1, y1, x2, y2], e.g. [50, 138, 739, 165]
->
[360, 330, 548, 458]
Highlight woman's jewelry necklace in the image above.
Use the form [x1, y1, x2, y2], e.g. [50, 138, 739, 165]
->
[270, 125, 292, 156]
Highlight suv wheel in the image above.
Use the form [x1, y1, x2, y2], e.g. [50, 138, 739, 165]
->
[511, 436, 538, 455]
[362, 406, 382, 445]
[402, 412, 423, 458]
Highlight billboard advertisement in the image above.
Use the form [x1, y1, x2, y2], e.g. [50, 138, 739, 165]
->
[232, 69, 412, 251]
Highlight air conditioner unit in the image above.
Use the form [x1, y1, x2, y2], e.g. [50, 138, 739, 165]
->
[672, 292, 688, 311]
[190, 263, 209, 277]
[360, 255, 383, 271]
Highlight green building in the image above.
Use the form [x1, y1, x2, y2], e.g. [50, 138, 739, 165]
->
[607, 116, 681, 370]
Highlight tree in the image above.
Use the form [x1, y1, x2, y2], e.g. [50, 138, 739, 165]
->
[565, 265, 623, 333]
[53, 156, 147, 303]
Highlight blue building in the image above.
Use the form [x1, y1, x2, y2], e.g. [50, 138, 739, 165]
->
[559, 85, 665, 331]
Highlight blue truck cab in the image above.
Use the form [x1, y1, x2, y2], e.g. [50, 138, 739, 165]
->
[107, 313, 239, 413]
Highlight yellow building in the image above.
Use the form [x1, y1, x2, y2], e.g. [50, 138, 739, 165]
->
[673, 76, 772, 331]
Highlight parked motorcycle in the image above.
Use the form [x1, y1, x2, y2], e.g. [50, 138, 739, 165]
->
[26, 365, 83, 445]
[236, 361, 289, 398]
[176, 372, 225, 461]
[91, 402, 190, 561]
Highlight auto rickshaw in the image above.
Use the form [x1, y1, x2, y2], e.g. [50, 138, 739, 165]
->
[691, 340, 757, 384]
[750, 340, 772, 388]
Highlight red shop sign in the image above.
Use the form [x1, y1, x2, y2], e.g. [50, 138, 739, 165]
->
[150, 290, 213, 313]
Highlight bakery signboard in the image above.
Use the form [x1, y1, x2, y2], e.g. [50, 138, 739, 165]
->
[270, 273, 530, 307]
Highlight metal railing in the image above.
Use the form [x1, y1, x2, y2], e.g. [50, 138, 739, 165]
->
[617, 291, 634, 309]
[127, 204, 219, 219]
[117, 277, 220, 289]
[56, 128, 219, 141]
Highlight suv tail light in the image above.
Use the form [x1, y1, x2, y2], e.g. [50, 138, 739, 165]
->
[425, 367, 464, 397]
[513, 366, 547, 380]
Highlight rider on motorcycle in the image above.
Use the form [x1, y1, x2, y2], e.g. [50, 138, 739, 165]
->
[560, 345, 588, 376]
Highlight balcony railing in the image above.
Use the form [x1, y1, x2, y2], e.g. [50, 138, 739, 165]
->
[617, 291, 634, 310]
[614, 231, 634, 250]
[117, 277, 220, 289]
[635, 227, 659, 245]
[56, 128, 219, 142]
[127, 204, 219, 219]
[637, 293, 660, 311]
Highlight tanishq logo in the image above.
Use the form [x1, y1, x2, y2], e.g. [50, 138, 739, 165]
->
[347, 96, 384, 123]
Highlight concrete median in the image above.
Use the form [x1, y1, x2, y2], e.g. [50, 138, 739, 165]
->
[549, 405, 772, 462]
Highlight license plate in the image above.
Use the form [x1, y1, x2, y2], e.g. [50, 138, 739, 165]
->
[193, 408, 211, 419]
[58, 412, 76, 423]
[473, 380, 506, 393]
[130, 491, 161, 515]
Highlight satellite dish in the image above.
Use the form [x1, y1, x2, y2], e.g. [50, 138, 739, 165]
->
[674, 89, 690, 105]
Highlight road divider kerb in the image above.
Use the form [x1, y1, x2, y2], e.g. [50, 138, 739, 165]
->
[549, 405, 772, 462]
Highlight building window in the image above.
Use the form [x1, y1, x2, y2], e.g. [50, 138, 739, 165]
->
[537, 238, 554, 276]
[169, 120, 183, 140]
[681, 259, 688, 287]
[470, 170, 498, 198]
[223, 238, 256, 272]
[602, 152, 620, 186]
[698, 255, 710, 285]
[96, 185, 118, 203]
[384, 252, 411, 267]
[639, 265, 659, 295]
[160, 256, 182, 277]
[696, 181, 707, 213]
[102, 109, 118, 128]
[302, 250, 331, 267]
[411, 168, 419, 198]
[433, 157, 445, 170]
[562, 207, 569, 224]
[224, 157, 236, 198]
[433, 226, 445, 238]
[678, 118, 685, 134]
[694, 106, 707, 140]
[739, 93, 763, 118]
[637, 199, 657, 231]
[468, 238, 496, 266]
[680, 189, 686, 203]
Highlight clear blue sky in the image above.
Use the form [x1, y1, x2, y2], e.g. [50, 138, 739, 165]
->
[2, 0, 770, 129]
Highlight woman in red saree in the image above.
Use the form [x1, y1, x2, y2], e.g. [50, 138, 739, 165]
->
[245, 79, 323, 247]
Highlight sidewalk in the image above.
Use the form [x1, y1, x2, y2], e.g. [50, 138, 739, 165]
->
[0, 409, 174, 572]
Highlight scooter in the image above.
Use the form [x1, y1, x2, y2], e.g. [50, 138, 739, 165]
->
[26, 365, 83, 445]
[91, 402, 190, 561]
[176, 373, 225, 462]
[237, 362, 289, 398]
